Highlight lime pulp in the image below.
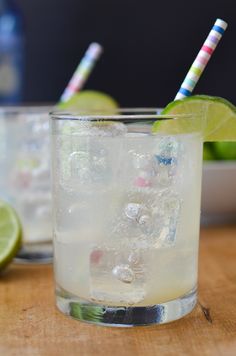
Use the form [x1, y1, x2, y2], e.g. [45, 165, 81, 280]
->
[0, 200, 22, 271]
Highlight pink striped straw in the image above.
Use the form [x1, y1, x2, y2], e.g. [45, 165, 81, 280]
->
[175, 19, 228, 100]
[60, 42, 103, 103]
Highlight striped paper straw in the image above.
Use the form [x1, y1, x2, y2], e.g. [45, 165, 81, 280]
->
[60, 42, 103, 103]
[175, 19, 228, 100]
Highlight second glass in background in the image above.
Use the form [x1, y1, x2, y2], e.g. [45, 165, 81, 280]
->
[0, 107, 52, 262]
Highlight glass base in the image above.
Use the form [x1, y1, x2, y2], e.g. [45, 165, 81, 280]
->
[14, 242, 53, 264]
[56, 286, 197, 327]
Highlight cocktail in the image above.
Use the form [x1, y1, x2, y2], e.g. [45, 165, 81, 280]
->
[51, 110, 203, 325]
[49, 18, 236, 326]
[0, 107, 52, 262]
[0, 43, 103, 265]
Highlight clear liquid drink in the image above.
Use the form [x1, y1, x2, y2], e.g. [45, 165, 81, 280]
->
[0, 107, 52, 262]
[51, 110, 203, 326]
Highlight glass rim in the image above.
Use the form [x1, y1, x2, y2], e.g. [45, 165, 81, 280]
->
[0, 105, 52, 115]
[50, 108, 199, 122]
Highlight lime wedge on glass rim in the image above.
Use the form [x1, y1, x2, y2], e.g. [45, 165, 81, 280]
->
[57, 90, 119, 113]
[153, 95, 236, 141]
[0, 200, 22, 271]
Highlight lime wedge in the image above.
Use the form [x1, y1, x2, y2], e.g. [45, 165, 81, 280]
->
[0, 200, 22, 271]
[153, 95, 236, 142]
[203, 143, 216, 160]
[57, 90, 119, 114]
[213, 141, 236, 160]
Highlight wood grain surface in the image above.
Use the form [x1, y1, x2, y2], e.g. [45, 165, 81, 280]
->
[0, 226, 236, 356]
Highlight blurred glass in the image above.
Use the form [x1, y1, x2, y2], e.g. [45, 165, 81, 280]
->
[0, 106, 52, 263]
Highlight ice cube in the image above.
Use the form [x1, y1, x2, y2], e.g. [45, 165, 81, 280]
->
[69, 151, 90, 180]
[60, 121, 126, 190]
[157, 137, 179, 159]
[157, 163, 174, 187]
[134, 174, 152, 188]
[122, 199, 155, 238]
[156, 192, 182, 246]
[68, 149, 107, 184]
[154, 137, 179, 187]
[160, 193, 181, 214]
[89, 245, 146, 305]
[121, 187, 182, 248]
[111, 189, 158, 243]
[94, 122, 127, 137]
[132, 153, 158, 188]
[70, 121, 127, 137]
[133, 153, 157, 172]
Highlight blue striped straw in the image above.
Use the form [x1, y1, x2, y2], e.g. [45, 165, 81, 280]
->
[175, 19, 228, 100]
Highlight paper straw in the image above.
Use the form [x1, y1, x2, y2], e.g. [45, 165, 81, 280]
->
[175, 19, 228, 100]
[60, 42, 103, 103]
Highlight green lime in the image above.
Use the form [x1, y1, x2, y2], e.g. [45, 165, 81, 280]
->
[153, 95, 236, 142]
[203, 143, 216, 161]
[213, 141, 236, 160]
[0, 200, 22, 271]
[57, 90, 119, 114]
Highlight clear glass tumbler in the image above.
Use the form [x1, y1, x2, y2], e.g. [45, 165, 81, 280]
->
[0, 107, 52, 263]
[50, 110, 203, 326]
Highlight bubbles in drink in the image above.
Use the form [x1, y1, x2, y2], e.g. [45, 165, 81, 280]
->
[124, 203, 142, 220]
[112, 264, 135, 284]
[128, 250, 140, 265]
[69, 121, 127, 137]
[138, 214, 154, 234]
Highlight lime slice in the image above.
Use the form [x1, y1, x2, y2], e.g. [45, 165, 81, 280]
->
[153, 95, 236, 142]
[203, 143, 216, 161]
[57, 90, 119, 114]
[213, 141, 236, 160]
[0, 200, 22, 271]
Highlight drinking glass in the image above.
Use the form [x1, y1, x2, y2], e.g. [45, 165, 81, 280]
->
[0, 107, 52, 263]
[50, 109, 203, 326]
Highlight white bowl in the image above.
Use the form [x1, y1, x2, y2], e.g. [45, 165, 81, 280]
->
[201, 162, 236, 225]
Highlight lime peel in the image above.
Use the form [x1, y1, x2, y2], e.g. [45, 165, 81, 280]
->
[0, 200, 22, 271]
[57, 90, 119, 114]
[153, 95, 236, 142]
